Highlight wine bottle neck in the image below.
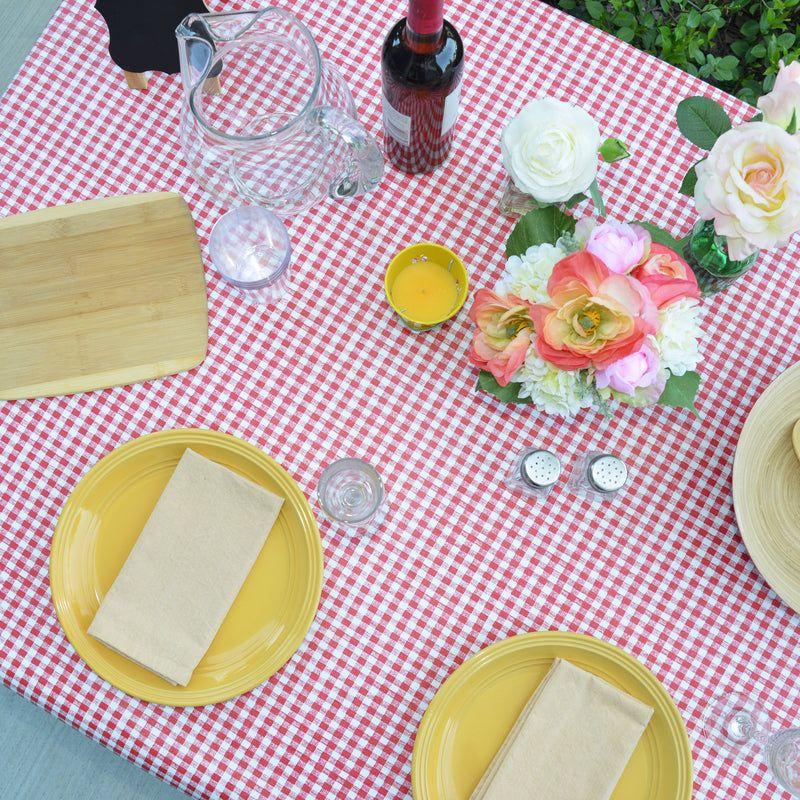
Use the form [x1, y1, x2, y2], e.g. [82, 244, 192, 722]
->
[406, 0, 444, 38]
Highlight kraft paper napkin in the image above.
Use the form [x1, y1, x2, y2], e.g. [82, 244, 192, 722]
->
[470, 658, 653, 800]
[88, 448, 284, 686]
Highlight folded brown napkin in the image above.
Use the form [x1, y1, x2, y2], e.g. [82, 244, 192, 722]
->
[470, 657, 654, 800]
[88, 448, 284, 686]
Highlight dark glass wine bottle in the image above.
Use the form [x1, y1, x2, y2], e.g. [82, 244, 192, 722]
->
[381, 0, 464, 174]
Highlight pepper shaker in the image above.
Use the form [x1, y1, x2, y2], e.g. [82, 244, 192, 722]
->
[567, 451, 628, 501]
[505, 447, 562, 499]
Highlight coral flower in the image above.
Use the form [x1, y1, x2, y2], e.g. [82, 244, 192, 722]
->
[469, 289, 535, 386]
[632, 243, 700, 308]
[530, 251, 658, 370]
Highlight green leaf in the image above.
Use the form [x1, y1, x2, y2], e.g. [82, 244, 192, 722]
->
[617, 27, 634, 43]
[476, 371, 532, 404]
[585, 0, 604, 20]
[676, 96, 732, 149]
[679, 165, 698, 196]
[730, 41, 749, 58]
[588, 179, 606, 217]
[741, 19, 759, 38]
[658, 371, 701, 416]
[747, 111, 764, 122]
[564, 192, 588, 208]
[787, 109, 797, 135]
[599, 137, 630, 162]
[505, 206, 577, 257]
[629, 221, 684, 252]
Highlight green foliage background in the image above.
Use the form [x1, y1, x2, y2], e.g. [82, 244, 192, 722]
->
[545, 0, 800, 104]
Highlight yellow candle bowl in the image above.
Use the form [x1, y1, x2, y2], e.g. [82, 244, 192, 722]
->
[384, 243, 469, 332]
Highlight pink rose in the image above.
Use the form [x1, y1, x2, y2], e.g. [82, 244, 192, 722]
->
[585, 221, 651, 274]
[468, 289, 534, 386]
[757, 59, 800, 130]
[633, 243, 701, 307]
[595, 339, 664, 399]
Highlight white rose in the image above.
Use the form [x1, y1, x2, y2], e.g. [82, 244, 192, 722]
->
[495, 242, 566, 304]
[694, 122, 800, 259]
[501, 98, 601, 203]
[656, 299, 703, 377]
[757, 59, 800, 130]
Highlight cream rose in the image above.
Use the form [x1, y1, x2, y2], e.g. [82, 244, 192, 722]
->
[694, 121, 800, 259]
[501, 98, 601, 203]
[757, 59, 800, 130]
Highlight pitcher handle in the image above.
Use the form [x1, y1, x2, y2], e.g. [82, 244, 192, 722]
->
[311, 107, 384, 199]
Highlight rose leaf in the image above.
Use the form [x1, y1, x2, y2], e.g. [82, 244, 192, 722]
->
[476, 371, 532, 404]
[658, 371, 701, 417]
[676, 96, 732, 150]
[505, 207, 577, 257]
[678, 160, 705, 196]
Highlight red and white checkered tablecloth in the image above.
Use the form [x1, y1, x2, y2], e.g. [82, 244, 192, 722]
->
[1, 0, 799, 797]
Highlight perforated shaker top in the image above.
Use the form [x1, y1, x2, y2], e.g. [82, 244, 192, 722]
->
[588, 454, 628, 493]
[520, 449, 561, 489]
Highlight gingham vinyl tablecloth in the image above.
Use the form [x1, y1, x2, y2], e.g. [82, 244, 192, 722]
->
[1, 0, 799, 797]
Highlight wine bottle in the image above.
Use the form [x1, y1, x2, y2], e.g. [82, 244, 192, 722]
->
[381, 0, 464, 174]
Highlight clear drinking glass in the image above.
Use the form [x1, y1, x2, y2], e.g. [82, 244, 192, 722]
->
[208, 206, 292, 306]
[317, 458, 387, 531]
[703, 692, 800, 796]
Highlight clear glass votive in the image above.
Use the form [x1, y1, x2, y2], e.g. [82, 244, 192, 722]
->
[316, 458, 387, 531]
[208, 206, 292, 307]
[566, 451, 629, 502]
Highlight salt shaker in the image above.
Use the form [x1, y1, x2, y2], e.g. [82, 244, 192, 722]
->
[567, 451, 628, 501]
[505, 447, 562, 499]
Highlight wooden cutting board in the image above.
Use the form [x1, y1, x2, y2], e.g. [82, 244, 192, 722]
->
[0, 193, 208, 400]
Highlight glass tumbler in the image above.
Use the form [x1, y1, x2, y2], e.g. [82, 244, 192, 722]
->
[208, 206, 292, 306]
[317, 458, 387, 531]
[703, 691, 800, 796]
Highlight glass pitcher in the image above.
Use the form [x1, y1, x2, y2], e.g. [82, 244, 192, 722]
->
[176, 8, 384, 217]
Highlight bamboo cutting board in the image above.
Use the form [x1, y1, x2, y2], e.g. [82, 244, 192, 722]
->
[0, 193, 208, 400]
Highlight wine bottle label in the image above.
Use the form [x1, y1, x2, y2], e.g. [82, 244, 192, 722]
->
[382, 91, 411, 146]
[441, 85, 460, 136]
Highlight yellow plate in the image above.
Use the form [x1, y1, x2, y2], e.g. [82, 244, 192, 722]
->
[412, 632, 692, 800]
[733, 361, 800, 613]
[50, 429, 323, 706]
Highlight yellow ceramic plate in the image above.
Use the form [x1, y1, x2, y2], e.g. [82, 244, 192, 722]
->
[50, 429, 323, 706]
[412, 632, 692, 800]
[733, 362, 800, 613]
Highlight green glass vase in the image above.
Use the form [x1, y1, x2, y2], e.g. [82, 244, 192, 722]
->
[683, 219, 759, 296]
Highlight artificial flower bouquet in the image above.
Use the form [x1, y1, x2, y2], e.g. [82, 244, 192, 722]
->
[469, 207, 703, 418]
